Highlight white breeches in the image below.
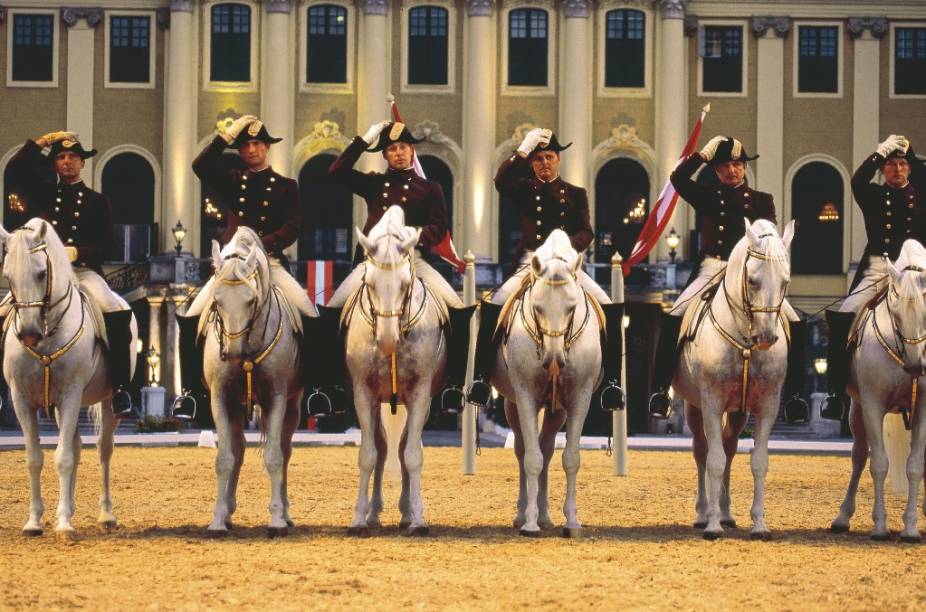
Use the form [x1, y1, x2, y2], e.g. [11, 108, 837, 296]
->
[839, 256, 889, 313]
[489, 252, 612, 306]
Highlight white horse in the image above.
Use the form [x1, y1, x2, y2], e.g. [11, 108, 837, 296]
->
[201, 227, 302, 536]
[831, 239, 926, 542]
[491, 230, 603, 537]
[673, 218, 794, 540]
[0, 218, 138, 539]
[343, 206, 448, 536]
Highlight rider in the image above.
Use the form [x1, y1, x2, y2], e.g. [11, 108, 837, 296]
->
[822, 134, 926, 419]
[176, 115, 317, 415]
[4, 131, 134, 415]
[467, 127, 625, 411]
[647, 136, 808, 423]
[314, 120, 475, 415]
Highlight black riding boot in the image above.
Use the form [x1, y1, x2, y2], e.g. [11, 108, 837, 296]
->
[467, 301, 503, 408]
[304, 306, 348, 418]
[441, 305, 477, 414]
[0, 315, 8, 412]
[782, 319, 809, 424]
[103, 310, 134, 417]
[174, 313, 206, 421]
[822, 310, 856, 421]
[598, 303, 626, 411]
[648, 311, 683, 418]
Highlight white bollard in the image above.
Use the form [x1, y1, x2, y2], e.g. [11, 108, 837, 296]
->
[611, 252, 628, 476]
[197, 429, 217, 449]
[462, 251, 477, 475]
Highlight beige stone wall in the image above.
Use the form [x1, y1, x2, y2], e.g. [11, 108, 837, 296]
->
[879, 28, 926, 148]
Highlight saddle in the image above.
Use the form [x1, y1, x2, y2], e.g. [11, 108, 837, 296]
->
[848, 286, 889, 349]
[679, 280, 794, 347]
[195, 284, 302, 341]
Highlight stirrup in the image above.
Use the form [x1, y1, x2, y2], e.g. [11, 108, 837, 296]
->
[111, 387, 134, 417]
[306, 388, 333, 418]
[783, 394, 809, 425]
[648, 389, 671, 418]
[820, 394, 845, 421]
[600, 382, 625, 412]
[441, 386, 466, 415]
[171, 391, 198, 422]
[467, 379, 492, 408]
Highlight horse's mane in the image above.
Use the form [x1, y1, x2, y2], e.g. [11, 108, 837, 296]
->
[216, 227, 270, 295]
[534, 230, 578, 280]
[893, 239, 926, 300]
[367, 206, 417, 262]
[730, 219, 789, 270]
[5, 218, 73, 290]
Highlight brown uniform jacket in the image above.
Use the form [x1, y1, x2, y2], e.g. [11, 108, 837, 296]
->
[6, 139, 112, 274]
[193, 136, 300, 258]
[671, 153, 777, 262]
[329, 136, 448, 263]
[494, 152, 593, 261]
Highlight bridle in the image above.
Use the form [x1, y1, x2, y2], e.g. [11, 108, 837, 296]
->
[356, 251, 429, 337]
[519, 256, 589, 354]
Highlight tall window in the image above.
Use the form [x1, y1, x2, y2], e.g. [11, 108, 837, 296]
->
[798, 26, 839, 93]
[110, 16, 151, 84]
[508, 9, 548, 87]
[298, 154, 352, 261]
[408, 6, 449, 85]
[702, 25, 742, 93]
[210, 3, 251, 82]
[791, 162, 843, 274]
[307, 5, 347, 83]
[12, 14, 55, 82]
[895, 27, 926, 95]
[101, 153, 156, 262]
[605, 9, 645, 88]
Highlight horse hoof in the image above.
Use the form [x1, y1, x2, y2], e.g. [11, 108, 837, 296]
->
[267, 527, 289, 538]
[693, 521, 708, 529]
[285, 519, 295, 528]
[900, 535, 922, 544]
[513, 518, 526, 529]
[206, 528, 229, 538]
[519, 529, 541, 538]
[703, 530, 722, 541]
[405, 526, 429, 537]
[367, 520, 383, 529]
[347, 526, 370, 538]
[830, 523, 850, 534]
[21, 528, 43, 538]
[562, 528, 582, 539]
[98, 520, 117, 532]
[399, 521, 411, 530]
[720, 519, 737, 529]
[870, 533, 891, 542]
[224, 520, 234, 530]
[55, 530, 78, 544]
[538, 520, 556, 530]
[750, 531, 773, 541]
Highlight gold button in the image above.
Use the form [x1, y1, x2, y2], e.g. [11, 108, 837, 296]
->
[908, 217, 912, 221]
[241, 184, 246, 190]
[239, 197, 245, 203]
[74, 211, 79, 217]
[886, 200, 892, 205]
[719, 200, 724, 204]
[54, 207, 60, 212]
[744, 204, 750, 209]
[52, 220, 58, 225]
[536, 220, 542, 226]
[887, 211, 892, 216]
[720, 211, 725, 217]
[67, 238, 73, 244]
[909, 203, 914, 209]
[263, 201, 269, 207]
[560, 199, 566, 204]
[384, 182, 390, 187]
[265, 187, 271, 192]
[535, 234, 542, 240]
[258, 230, 264, 236]
[401, 197, 407, 202]
[76, 200, 82, 205]
[382, 193, 388, 198]
[886, 224, 892, 229]
[78, 192, 83, 197]
[260, 216, 266, 222]
[560, 189, 565, 195]
[238, 211, 244, 217]
[560, 212, 565, 217]
[71, 225, 76, 230]
[907, 229, 912, 234]
[718, 240, 724, 245]
[269, 177, 275, 183]
[536, 195, 541, 201]
[242, 174, 248, 180]
[719, 225, 725, 231]
[885, 238, 891, 244]
[403, 184, 409, 190]
[382, 206, 388, 211]
[744, 192, 750, 198]
[536, 206, 542, 212]
[56, 198, 62, 203]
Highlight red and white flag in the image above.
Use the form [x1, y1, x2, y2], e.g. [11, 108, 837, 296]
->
[622, 104, 711, 276]
[389, 95, 466, 273]
[307, 260, 334, 305]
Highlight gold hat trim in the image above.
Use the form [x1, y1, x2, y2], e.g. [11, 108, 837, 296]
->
[247, 121, 263, 137]
[389, 122, 405, 142]
[62, 140, 76, 148]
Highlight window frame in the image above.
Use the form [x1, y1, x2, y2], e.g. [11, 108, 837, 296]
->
[299, 0, 355, 94]
[890, 21, 926, 100]
[792, 21, 844, 99]
[6, 8, 60, 88]
[400, 1, 456, 94]
[597, 4, 653, 98]
[501, 4, 556, 97]
[696, 20, 748, 98]
[104, 10, 157, 90]
[202, 0, 259, 93]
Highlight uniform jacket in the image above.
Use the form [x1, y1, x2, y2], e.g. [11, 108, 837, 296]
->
[193, 136, 300, 259]
[7, 139, 112, 274]
[494, 152, 593, 261]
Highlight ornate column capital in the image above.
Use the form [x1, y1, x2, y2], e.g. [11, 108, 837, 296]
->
[169, 0, 194, 13]
[266, 0, 292, 14]
[362, 0, 387, 16]
[751, 16, 791, 39]
[847, 17, 888, 40]
[466, 0, 493, 17]
[658, 0, 688, 20]
[564, 0, 591, 19]
[61, 7, 104, 28]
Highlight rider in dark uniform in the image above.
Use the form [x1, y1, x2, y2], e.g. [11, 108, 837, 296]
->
[822, 134, 926, 420]
[5, 131, 134, 415]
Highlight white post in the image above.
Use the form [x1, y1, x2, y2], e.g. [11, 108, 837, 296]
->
[559, 1, 591, 188]
[611, 252, 627, 476]
[462, 251, 477, 475]
[63, 9, 99, 185]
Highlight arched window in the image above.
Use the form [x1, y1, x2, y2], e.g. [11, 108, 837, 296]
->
[199, 153, 246, 257]
[3, 163, 34, 230]
[604, 9, 645, 88]
[101, 152, 156, 262]
[417, 155, 453, 234]
[595, 158, 650, 272]
[508, 8, 547, 86]
[210, 3, 251, 82]
[297, 154, 352, 261]
[791, 161, 843, 274]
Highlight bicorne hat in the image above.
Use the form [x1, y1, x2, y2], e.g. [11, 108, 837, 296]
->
[48, 138, 96, 161]
[367, 122, 424, 153]
[227, 120, 283, 149]
[529, 133, 572, 157]
[711, 137, 759, 163]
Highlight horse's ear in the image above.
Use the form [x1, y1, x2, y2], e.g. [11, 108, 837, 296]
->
[355, 226, 376, 256]
[399, 228, 420, 254]
[211, 240, 223, 270]
[36, 219, 48, 240]
[889, 261, 902, 286]
[0, 224, 10, 243]
[244, 245, 257, 270]
[782, 220, 796, 250]
[572, 252, 584, 275]
[530, 254, 545, 278]
[743, 218, 758, 245]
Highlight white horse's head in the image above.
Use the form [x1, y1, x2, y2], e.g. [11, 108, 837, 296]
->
[0, 218, 72, 347]
[530, 229, 583, 374]
[210, 229, 270, 361]
[355, 206, 420, 356]
[888, 239, 926, 376]
[728, 218, 794, 351]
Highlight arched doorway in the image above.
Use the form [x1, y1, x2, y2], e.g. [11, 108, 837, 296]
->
[297, 153, 353, 262]
[2, 162, 34, 230]
[594, 158, 650, 280]
[790, 161, 843, 274]
[199, 153, 246, 257]
[101, 152, 156, 262]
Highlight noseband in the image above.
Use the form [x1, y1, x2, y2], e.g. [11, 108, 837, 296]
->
[521, 257, 589, 354]
[356, 252, 429, 337]
[8, 241, 74, 338]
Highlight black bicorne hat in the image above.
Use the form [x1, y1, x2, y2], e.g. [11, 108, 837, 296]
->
[367, 121, 424, 153]
[711, 137, 759, 164]
[48, 138, 97, 161]
[227, 121, 283, 149]
[529, 133, 572, 157]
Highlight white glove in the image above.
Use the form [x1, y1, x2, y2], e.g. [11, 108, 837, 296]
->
[222, 114, 258, 143]
[877, 134, 909, 158]
[362, 121, 391, 145]
[38, 131, 78, 147]
[699, 136, 726, 162]
[64, 247, 78, 263]
[517, 128, 552, 156]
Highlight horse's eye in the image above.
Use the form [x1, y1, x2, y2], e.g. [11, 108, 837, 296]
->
[37, 270, 47, 280]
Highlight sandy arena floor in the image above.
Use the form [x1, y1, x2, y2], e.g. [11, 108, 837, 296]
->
[0, 444, 923, 610]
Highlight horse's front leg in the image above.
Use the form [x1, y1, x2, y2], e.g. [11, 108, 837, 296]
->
[700, 401, 727, 540]
[749, 399, 778, 540]
[860, 396, 890, 540]
[514, 389, 543, 536]
[832, 399, 868, 532]
[224, 409, 246, 529]
[900, 401, 926, 543]
[53, 394, 82, 540]
[402, 385, 433, 536]
[538, 407, 567, 530]
[207, 391, 234, 535]
[280, 396, 300, 529]
[13, 395, 45, 536]
[262, 394, 290, 536]
[349, 386, 378, 535]
[370, 408, 387, 528]
[721, 410, 749, 528]
[562, 388, 592, 538]
[504, 400, 528, 529]
[686, 403, 709, 528]
[97, 400, 118, 530]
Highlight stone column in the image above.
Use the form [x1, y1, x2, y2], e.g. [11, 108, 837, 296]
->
[462, 0, 496, 259]
[163, 0, 198, 255]
[752, 17, 790, 210]
[262, 0, 294, 176]
[357, 0, 389, 174]
[848, 17, 888, 267]
[61, 8, 102, 186]
[654, 0, 688, 261]
[559, 1, 591, 192]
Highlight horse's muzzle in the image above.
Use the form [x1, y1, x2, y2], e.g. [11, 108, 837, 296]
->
[18, 330, 42, 348]
[903, 363, 926, 377]
[751, 335, 778, 351]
